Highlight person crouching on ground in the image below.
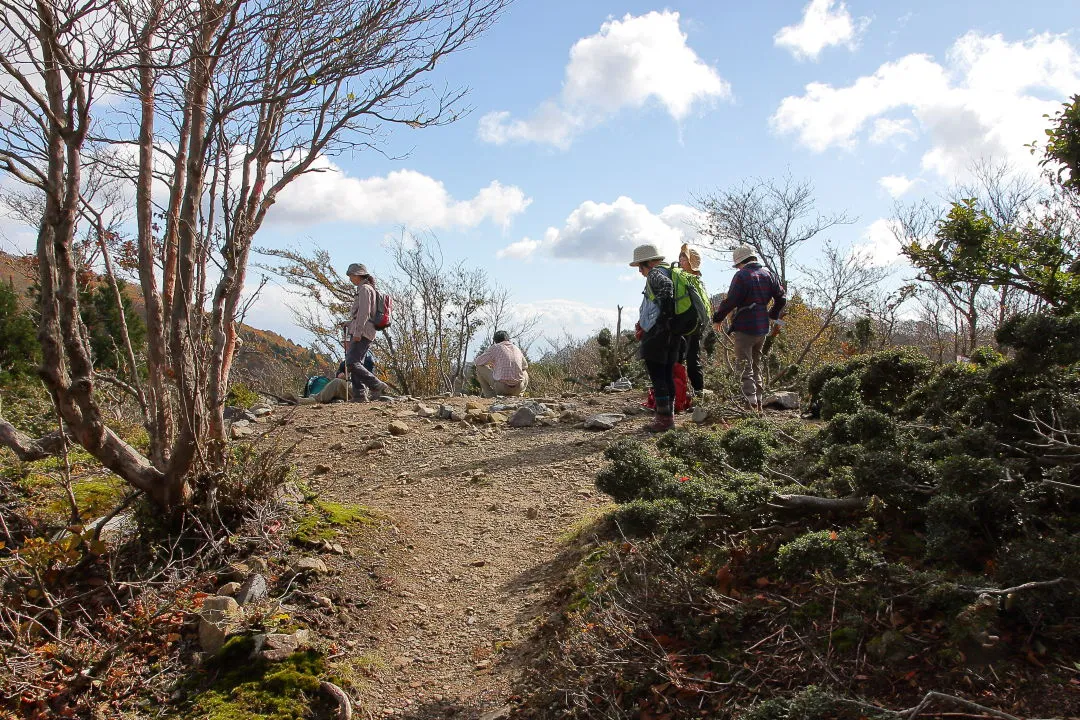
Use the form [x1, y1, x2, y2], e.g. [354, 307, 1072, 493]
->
[678, 244, 709, 402]
[344, 263, 392, 402]
[632, 243, 679, 433]
[710, 245, 786, 411]
[474, 330, 529, 397]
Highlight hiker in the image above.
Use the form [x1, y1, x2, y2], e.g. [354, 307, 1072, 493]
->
[677, 244, 710, 401]
[474, 330, 529, 397]
[344, 263, 392, 402]
[711, 245, 787, 410]
[632, 243, 682, 433]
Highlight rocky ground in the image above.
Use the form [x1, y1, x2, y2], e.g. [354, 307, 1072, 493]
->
[273, 391, 671, 719]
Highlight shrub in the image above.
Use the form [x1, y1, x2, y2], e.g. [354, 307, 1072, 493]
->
[776, 529, 883, 580]
[612, 497, 687, 535]
[719, 419, 783, 472]
[859, 347, 934, 413]
[997, 312, 1080, 368]
[595, 440, 678, 503]
[656, 428, 727, 470]
[819, 374, 862, 420]
[225, 383, 261, 409]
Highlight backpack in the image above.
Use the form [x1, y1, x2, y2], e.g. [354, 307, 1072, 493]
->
[648, 266, 710, 335]
[641, 363, 692, 413]
[303, 375, 331, 398]
[372, 288, 392, 331]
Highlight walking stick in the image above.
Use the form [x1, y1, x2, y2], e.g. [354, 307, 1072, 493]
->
[342, 326, 351, 400]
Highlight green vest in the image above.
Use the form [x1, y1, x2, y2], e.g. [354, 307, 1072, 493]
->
[645, 266, 711, 333]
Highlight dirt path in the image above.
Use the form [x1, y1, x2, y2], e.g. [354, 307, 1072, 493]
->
[282, 393, 655, 719]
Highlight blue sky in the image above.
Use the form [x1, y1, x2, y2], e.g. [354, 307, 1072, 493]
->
[6, 1, 1080, 347]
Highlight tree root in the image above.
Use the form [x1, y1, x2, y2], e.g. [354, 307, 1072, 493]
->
[321, 680, 352, 720]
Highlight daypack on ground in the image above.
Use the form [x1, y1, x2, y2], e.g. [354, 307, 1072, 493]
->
[303, 375, 331, 398]
[641, 363, 692, 413]
[372, 289, 393, 331]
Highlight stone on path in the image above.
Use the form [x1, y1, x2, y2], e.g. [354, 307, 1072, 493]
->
[198, 595, 242, 654]
[583, 413, 625, 430]
[508, 407, 536, 428]
[388, 421, 410, 436]
[235, 573, 268, 605]
[764, 391, 800, 410]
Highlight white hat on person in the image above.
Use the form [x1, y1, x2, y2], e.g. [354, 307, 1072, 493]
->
[731, 245, 756, 267]
[629, 244, 665, 267]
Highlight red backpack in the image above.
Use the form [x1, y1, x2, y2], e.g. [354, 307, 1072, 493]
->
[641, 363, 692, 413]
[372, 289, 392, 331]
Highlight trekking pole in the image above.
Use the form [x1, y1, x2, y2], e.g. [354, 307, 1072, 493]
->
[342, 326, 351, 400]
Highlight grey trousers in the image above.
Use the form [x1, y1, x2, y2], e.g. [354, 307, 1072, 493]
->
[731, 331, 766, 406]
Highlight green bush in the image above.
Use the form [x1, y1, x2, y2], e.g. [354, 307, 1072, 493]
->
[612, 497, 688, 534]
[859, 347, 934, 413]
[997, 312, 1080, 368]
[819, 374, 862, 420]
[740, 685, 882, 720]
[656, 427, 727, 470]
[595, 440, 677, 503]
[225, 382, 260, 409]
[719, 419, 779, 471]
[776, 529, 883, 580]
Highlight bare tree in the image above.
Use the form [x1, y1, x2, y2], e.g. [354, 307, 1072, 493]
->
[481, 284, 543, 356]
[789, 244, 888, 370]
[695, 172, 854, 286]
[0, 0, 508, 511]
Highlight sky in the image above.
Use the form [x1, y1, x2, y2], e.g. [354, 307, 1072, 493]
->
[6, 0, 1080, 348]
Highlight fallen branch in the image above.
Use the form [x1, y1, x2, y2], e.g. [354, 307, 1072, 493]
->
[901, 690, 1022, 720]
[961, 577, 1065, 597]
[0, 417, 74, 462]
[321, 680, 352, 720]
[768, 494, 867, 513]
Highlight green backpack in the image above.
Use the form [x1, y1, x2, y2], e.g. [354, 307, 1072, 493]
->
[647, 266, 711, 335]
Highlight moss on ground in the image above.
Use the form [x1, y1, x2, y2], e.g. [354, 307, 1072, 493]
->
[291, 500, 377, 544]
[182, 646, 328, 720]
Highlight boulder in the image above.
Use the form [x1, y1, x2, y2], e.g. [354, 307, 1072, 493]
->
[250, 406, 273, 417]
[217, 581, 242, 596]
[583, 413, 625, 431]
[508, 407, 537, 428]
[230, 423, 253, 440]
[290, 557, 328, 576]
[388, 421, 410, 436]
[764, 391, 800, 410]
[415, 405, 437, 418]
[258, 629, 314, 662]
[489, 412, 508, 424]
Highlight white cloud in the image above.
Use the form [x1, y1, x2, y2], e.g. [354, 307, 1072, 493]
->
[270, 160, 531, 229]
[774, 0, 869, 62]
[499, 197, 705, 264]
[512, 298, 620, 340]
[879, 174, 916, 198]
[856, 218, 906, 267]
[478, 11, 731, 149]
[771, 32, 1080, 177]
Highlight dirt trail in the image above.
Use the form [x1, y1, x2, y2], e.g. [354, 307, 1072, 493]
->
[283, 393, 654, 719]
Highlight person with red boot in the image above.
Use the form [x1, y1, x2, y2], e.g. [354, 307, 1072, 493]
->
[631, 244, 680, 433]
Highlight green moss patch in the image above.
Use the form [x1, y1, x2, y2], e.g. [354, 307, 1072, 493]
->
[182, 648, 328, 720]
[291, 500, 376, 544]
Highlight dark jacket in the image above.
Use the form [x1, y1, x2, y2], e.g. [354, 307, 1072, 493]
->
[711, 263, 786, 335]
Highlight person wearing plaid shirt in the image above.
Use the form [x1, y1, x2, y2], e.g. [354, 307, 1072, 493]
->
[474, 330, 529, 397]
[711, 245, 787, 409]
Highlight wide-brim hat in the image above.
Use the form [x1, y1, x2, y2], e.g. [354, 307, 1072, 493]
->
[731, 245, 756, 267]
[679, 243, 702, 272]
[630, 244, 665, 267]
[346, 262, 369, 277]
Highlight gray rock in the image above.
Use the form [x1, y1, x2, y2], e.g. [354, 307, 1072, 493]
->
[436, 404, 455, 420]
[508, 407, 537, 428]
[250, 406, 273, 417]
[583, 413, 626, 430]
[764, 391, 800, 410]
[691, 406, 711, 424]
[235, 574, 268, 605]
[415, 404, 437, 418]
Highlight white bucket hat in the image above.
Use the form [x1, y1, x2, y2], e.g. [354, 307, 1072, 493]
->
[731, 244, 756, 267]
[630, 244, 665, 267]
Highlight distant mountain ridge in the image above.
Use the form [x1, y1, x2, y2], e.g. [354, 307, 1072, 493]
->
[0, 251, 325, 396]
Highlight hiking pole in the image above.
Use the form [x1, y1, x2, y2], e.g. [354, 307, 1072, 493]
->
[342, 326, 351, 400]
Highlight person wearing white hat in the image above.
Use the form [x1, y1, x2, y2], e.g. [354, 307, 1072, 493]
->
[710, 245, 787, 410]
[343, 263, 391, 401]
[631, 243, 680, 432]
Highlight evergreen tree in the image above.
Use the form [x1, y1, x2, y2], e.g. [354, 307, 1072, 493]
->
[0, 280, 38, 383]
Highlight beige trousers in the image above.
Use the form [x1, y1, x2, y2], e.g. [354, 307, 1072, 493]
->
[297, 378, 350, 404]
[731, 332, 766, 406]
[476, 365, 528, 398]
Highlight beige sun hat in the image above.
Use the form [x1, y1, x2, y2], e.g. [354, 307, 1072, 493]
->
[630, 243, 665, 267]
[731, 244, 757, 267]
[679, 243, 702, 272]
